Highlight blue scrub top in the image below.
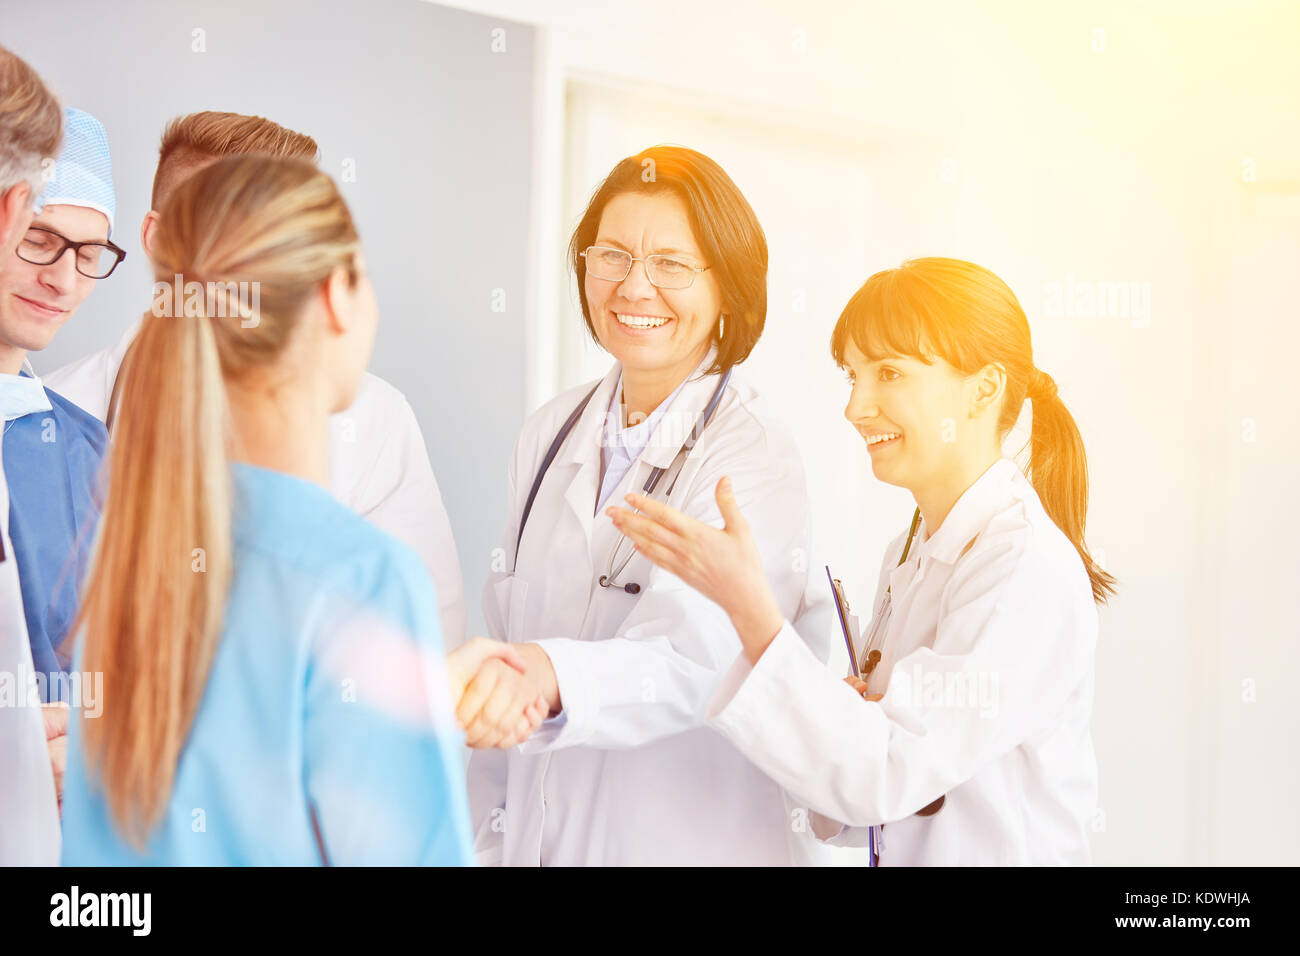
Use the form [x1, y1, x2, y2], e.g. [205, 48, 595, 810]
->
[2, 382, 106, 699]
[60, 463, 476, 866]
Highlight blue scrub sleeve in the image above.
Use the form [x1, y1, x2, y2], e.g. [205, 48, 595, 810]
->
[301, 550, 475, 866]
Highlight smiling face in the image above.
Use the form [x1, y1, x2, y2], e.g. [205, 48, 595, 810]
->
[840, 337, 991, 498]
[0, 203, 107, 370]
[584, 190, 723, 384]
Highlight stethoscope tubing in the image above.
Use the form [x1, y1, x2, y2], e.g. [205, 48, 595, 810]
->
[596, 369, 732, 594]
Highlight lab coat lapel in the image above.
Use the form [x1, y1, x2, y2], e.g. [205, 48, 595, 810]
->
[885, 459, 1019, 644]
[638, 350, 724, 471]
[889, 558, 919, 596]
[919, 458, 1019, 567]
[556, 364, 622, 557]
[0, 430, 62, 865]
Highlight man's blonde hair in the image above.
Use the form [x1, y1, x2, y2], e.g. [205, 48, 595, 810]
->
[150, 111, 319, 210]
[0, 44, 62, 198]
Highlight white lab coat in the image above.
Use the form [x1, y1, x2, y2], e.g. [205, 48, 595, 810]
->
[469, 354, 834, 866]
[0, 428, 61, 865]
[40, 320, 468, 648]
[707, 458, 1099, 865]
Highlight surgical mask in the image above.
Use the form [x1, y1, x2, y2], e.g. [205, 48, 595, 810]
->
[0, 371, 53, 422]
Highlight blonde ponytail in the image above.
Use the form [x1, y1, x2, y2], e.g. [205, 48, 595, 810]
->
[79, 305, 231, 843]
[74, 155, 360, 845]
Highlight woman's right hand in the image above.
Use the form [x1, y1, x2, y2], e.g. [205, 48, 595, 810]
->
[844, 676, 882, 702]
[445, 637, 548, 749]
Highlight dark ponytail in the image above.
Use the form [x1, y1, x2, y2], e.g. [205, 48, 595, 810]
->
[1026, 369, 1115, 603]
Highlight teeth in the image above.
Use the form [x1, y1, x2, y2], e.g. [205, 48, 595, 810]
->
[616, 313, 671, 329]
[866, 432, 900, 445]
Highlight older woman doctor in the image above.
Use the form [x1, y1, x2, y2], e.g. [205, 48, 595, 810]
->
[468, 146, 833, 866]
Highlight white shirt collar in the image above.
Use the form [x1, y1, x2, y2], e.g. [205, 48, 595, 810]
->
[601, 368, 692, 455]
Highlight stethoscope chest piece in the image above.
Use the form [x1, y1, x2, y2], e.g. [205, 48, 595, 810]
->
[598, 574, 640, 595]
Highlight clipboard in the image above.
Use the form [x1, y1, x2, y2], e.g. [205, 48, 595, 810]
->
[828, 540, 948, 828]
[825, 566, 860, 677]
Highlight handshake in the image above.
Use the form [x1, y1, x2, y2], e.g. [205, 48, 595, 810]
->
[445, 637, 557, 749]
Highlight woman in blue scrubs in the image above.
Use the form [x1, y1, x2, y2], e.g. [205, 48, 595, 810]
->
[58, 156, 514, 865]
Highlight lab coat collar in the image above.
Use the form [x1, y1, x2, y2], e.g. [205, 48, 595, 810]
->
[556, 346, 722, 530]
[557, 346, 723, 474]
[637, 346, 725, 470]
[556, 363, 621, 533]
[914, 458, 1022, 565]
[601, 369, 689, 457]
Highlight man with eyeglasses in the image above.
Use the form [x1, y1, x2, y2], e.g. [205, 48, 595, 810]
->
[0, 107, 119, 717]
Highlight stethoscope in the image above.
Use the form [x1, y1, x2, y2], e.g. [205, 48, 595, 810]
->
[858, 506, 944, 866]
[857, 507, 922, 679]
[514, 369, 732, 595]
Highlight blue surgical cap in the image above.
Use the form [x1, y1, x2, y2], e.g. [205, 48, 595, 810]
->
[37, 108, 116, 235]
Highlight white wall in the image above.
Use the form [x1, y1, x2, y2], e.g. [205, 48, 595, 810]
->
[6, 0, 538, 639]
[438, 0, 1300, 865]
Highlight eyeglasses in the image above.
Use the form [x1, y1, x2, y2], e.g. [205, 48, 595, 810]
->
[15, 226, 126, 280]
[580, 245, 709, 291]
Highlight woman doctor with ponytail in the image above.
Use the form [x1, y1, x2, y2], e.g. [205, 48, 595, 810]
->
[610, 257, 1114, 865]
[59, 156, 541, 865]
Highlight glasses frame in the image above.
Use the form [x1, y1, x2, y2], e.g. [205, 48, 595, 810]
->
[15, 225, 126, 279]
[580, 244, 710, 291]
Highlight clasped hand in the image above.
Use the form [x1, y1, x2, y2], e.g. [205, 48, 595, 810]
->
[445, 637, 557, 749]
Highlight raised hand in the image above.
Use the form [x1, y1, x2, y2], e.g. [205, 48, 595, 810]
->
[606, 476, 784, 661]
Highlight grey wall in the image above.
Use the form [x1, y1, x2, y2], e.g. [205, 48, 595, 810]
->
[5, 0, 535, 635]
